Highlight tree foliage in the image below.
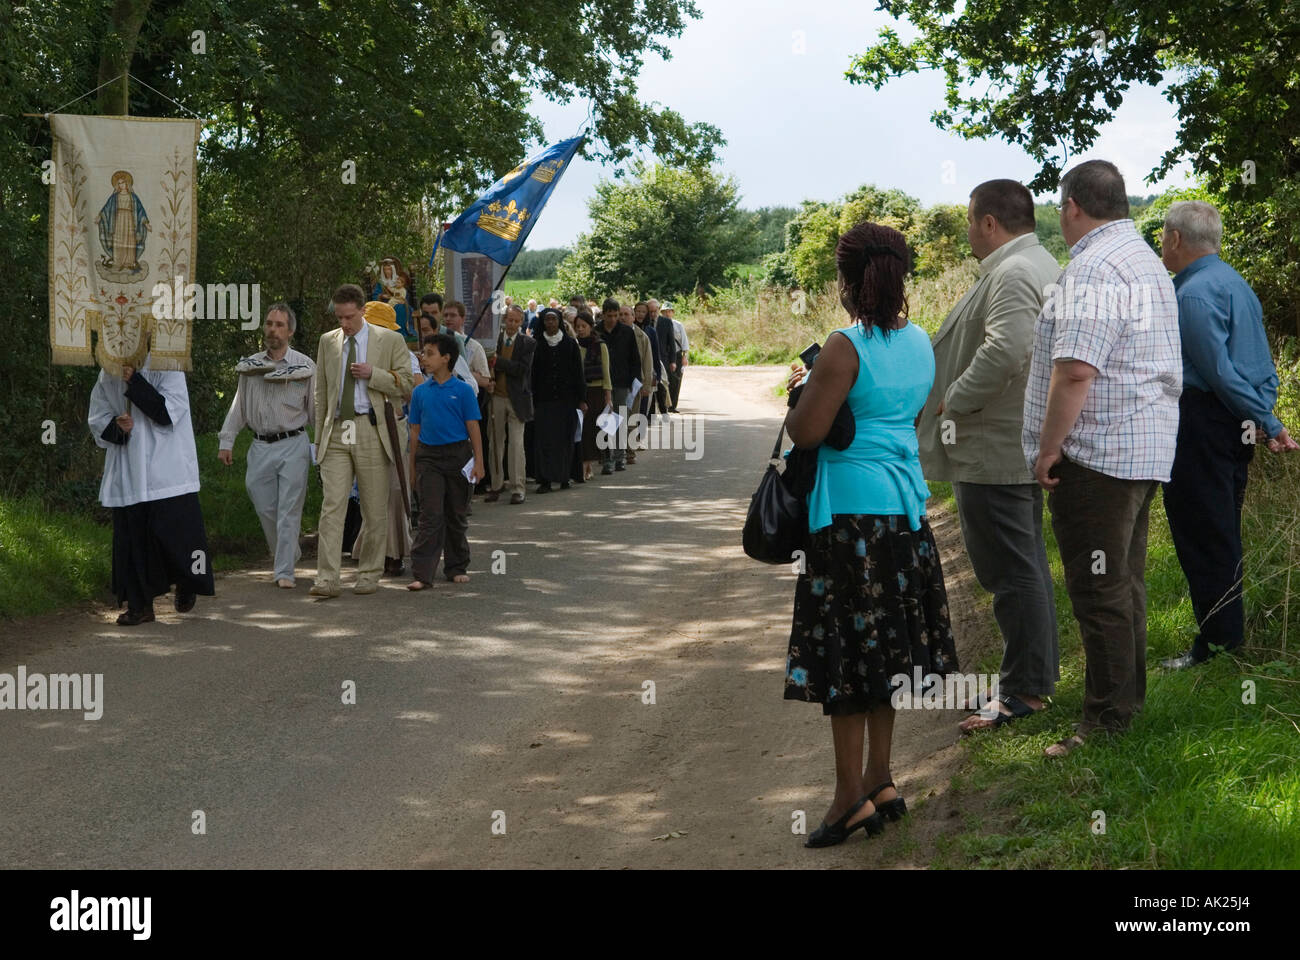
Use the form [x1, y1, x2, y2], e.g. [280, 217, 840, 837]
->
[847, 0, 1300, 195]
[847, 1, 1300, 338]
[555, 161, 754, 297]
[761, 185, 971, 290]
[511, 247, 571, 280]
[748, 205, 799, 258]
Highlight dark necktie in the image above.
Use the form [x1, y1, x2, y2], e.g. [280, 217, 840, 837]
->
[339, 335, 356, 420]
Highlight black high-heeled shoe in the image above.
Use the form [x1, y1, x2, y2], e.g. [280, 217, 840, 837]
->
[804, 796, 884, 848]
[866, 780, 907, 822]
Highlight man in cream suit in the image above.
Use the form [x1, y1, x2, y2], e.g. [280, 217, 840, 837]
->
[311, 283, 414, 597]
[917, 179, 1064, 731]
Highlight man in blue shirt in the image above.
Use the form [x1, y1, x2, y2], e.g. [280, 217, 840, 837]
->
[406, 333, 485, 589]
[1159, 200, 1298, 669]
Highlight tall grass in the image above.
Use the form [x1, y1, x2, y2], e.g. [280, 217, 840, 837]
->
[937, 343, 1300, 869]
[678, 262, 980, 365]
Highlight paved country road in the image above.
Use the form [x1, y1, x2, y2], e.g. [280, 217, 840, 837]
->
[0, 367, 987, 869]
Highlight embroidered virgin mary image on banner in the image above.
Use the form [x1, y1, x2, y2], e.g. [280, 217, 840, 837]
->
[48, 114, 200, 374]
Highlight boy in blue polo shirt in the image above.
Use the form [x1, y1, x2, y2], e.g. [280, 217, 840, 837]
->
[406, 333, 485, 588]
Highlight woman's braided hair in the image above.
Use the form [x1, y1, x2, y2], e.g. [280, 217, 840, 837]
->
[834, 222, 910, 337]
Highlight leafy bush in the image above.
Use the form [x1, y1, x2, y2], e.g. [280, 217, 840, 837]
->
[555, 162, 756, 298]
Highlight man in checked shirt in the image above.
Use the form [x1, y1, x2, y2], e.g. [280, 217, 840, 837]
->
[1022, 160, 1182, 758]
[218, 303, 316, 589]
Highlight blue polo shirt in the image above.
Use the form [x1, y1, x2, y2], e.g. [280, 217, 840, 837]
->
[408, 374, 480, 445]
[1174, 254, 1282, 437]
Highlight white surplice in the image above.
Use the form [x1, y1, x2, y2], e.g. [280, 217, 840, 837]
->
[88, 359, 201, 508]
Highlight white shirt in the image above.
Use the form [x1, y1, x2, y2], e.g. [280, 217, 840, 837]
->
[218, 346, 315, 447]
[337, 321, 371, 415]
[450, 332, 480, 395]
[89, 361, 201, 508]
[670, 318, 688, 354]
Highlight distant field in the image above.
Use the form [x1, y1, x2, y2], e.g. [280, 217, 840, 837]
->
[503, 277, 559, 304]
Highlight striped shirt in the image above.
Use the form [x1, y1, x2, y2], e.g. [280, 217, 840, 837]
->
[1022, 219, 1182, 481]
[218, 346, 316, 447]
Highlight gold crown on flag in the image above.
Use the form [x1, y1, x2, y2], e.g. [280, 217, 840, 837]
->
[478, 199, 530, 241]
[531, 159, 564, 183]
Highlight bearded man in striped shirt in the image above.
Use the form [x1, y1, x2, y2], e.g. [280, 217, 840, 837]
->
[218, 303, 316, 589]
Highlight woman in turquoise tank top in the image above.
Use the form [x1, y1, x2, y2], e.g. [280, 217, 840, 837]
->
[783, 223, 959, 848]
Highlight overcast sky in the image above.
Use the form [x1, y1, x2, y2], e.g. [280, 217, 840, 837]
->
[517, 0, 1193, 250]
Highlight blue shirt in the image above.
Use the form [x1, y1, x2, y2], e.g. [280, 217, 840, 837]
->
[807, 322, 934, 533]
[1174, 254, 1281, 438]
[408, 374, 480, 445]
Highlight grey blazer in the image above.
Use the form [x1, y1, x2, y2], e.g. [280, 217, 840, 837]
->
[917, 233, 1062, 484]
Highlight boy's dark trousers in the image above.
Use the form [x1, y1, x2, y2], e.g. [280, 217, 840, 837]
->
[410, 438, 472, 582]
[1162, 388, 1254, 659]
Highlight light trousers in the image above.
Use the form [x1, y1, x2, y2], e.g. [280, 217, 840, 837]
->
[355, 415, 411, 561]
[490, 394, 527, 496]
[245, 432, 310, 582]
[316, 416, 390, 585]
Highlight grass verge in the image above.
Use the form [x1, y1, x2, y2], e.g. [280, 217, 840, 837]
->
[0, 430, 322, 620]
[934, 417, 1300, 868]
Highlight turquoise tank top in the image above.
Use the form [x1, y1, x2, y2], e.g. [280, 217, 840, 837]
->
[806, 322, 934, 533]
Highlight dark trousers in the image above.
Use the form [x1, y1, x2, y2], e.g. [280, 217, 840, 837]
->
[111, 492, 215, 612]
[952, 482, 1060, 696]
[669, 356, 684, 410]
[602, 386, 631, 466]
[1048, 458, 1157, 735]
[410, 439, 471, 582]
[1163, 389, 1254, 658]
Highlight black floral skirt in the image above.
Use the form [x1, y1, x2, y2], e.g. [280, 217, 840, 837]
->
[785, 513, 958, 715]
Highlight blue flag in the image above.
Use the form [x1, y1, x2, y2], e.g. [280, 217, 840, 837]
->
[430, 135, 585, 267]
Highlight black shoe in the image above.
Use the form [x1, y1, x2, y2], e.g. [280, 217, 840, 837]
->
[117, 608, 155, 626]
[535, 483, 552, 494]
[559, 480, 572, 490]
[1160, 647, 1215, 670]
[866, 780, 907, 822]
[614, 463, 626, 472]
[175, 591, 196, 613]
[601, 463, 613, 475]
[805, 796, 882, 848]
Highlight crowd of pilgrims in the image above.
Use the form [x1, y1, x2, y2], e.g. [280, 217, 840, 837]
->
[88, 284, 692, 624]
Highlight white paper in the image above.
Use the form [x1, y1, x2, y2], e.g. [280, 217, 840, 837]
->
[596, 405, 622, 437]
[630, 377, 643, 399]
[461, 457, 476, 481]
[574, 409, 584, 442]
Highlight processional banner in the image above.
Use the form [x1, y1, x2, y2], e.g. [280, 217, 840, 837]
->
[48, 114, 200, 373]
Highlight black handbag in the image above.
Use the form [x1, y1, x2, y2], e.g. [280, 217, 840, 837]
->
[742, 423, 808, 564]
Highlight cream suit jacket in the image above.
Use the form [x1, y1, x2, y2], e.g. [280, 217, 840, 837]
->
[917, 233, 1063, 485]
[313, 324, 414, 464]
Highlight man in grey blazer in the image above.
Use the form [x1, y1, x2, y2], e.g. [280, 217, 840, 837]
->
[917, 179, 1064, 731]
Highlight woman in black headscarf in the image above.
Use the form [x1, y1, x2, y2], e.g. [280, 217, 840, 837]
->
[530, 307, 585, 493]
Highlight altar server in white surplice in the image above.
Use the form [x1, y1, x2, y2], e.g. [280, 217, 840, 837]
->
[89, 355, 214, 625]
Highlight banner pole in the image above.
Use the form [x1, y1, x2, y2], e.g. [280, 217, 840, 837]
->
[466, 259, 514, 341]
